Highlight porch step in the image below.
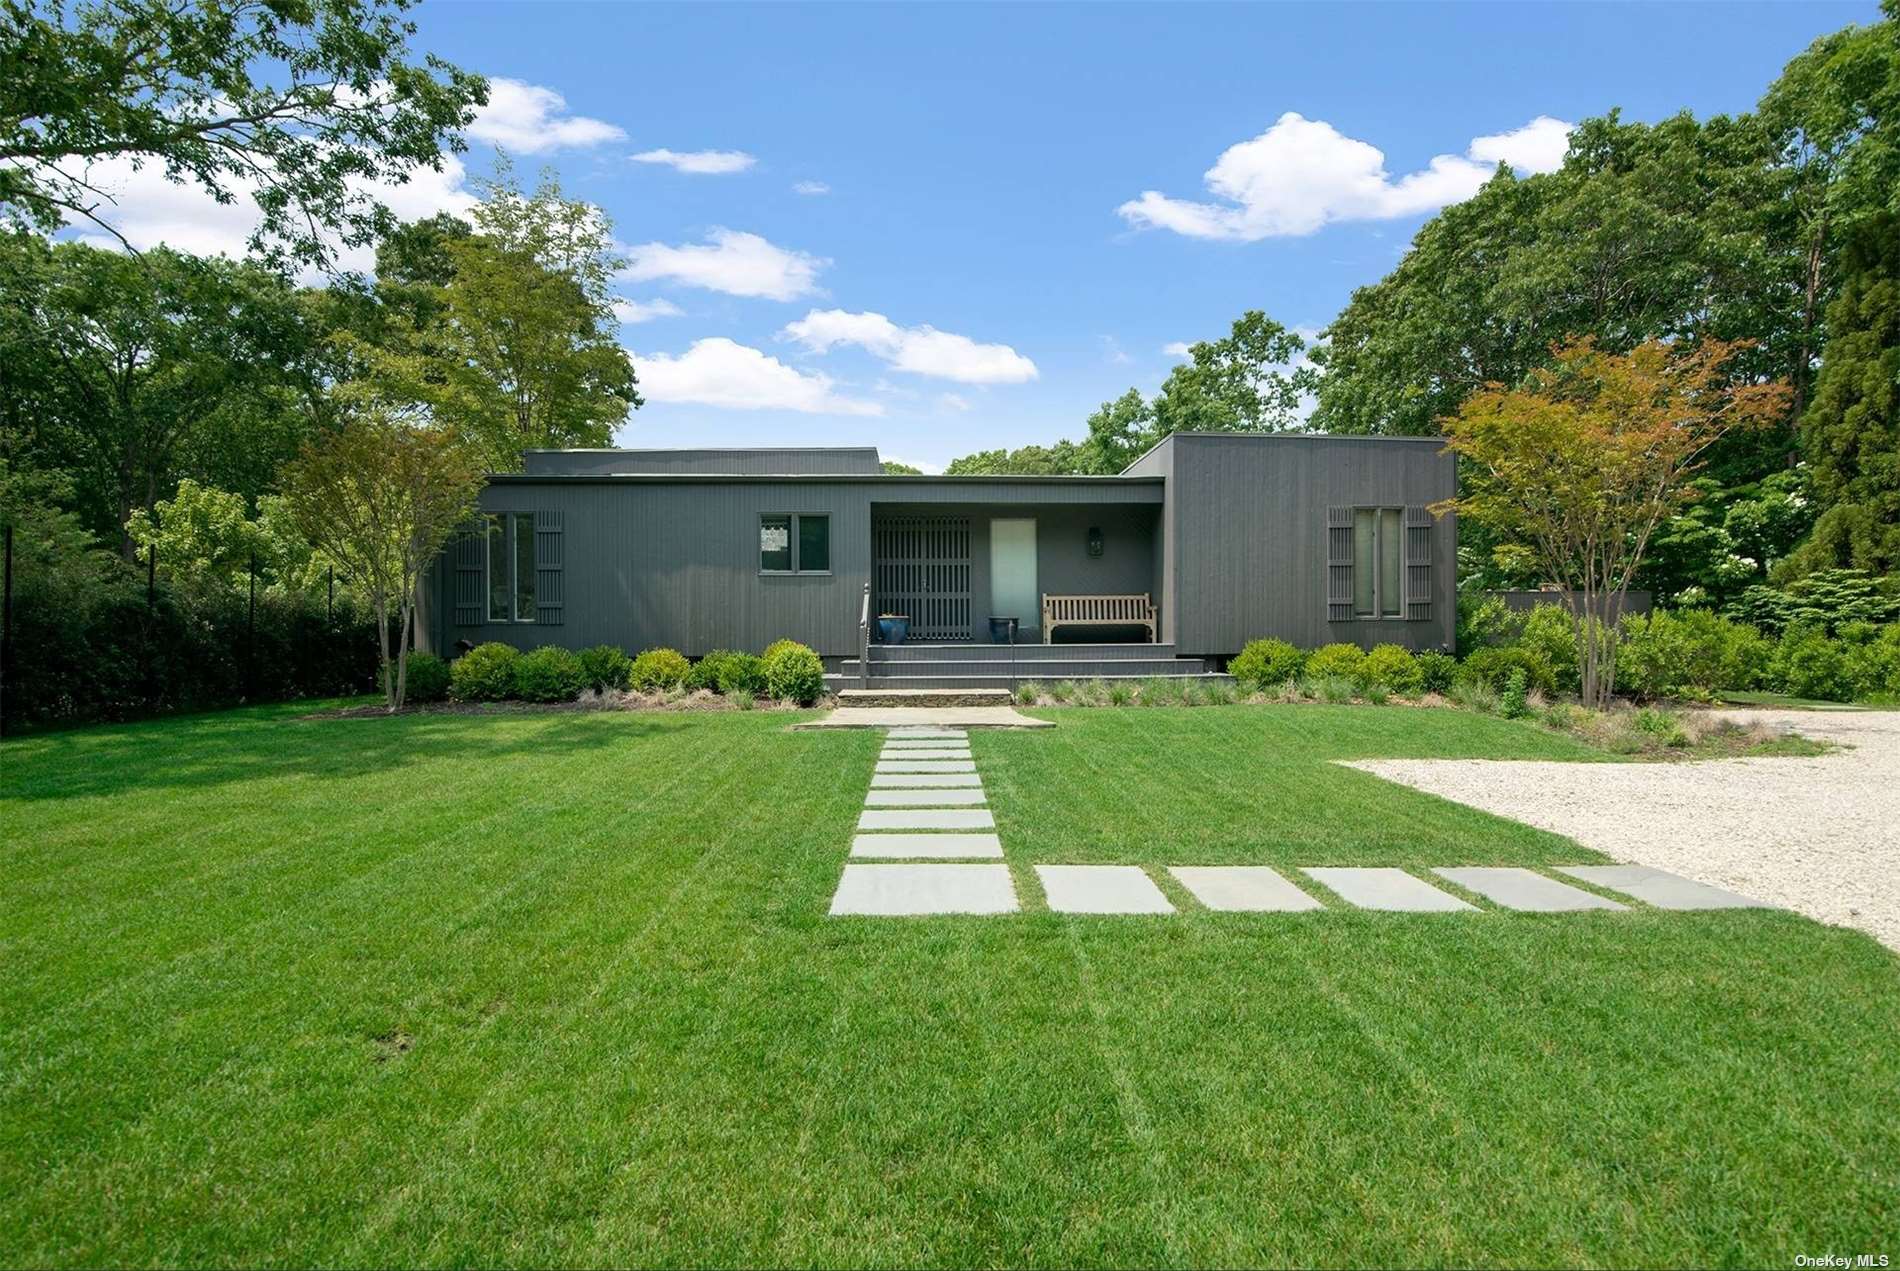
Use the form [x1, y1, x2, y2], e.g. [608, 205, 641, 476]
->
[836, 688, 1016, 708]
[868, 641, 1177, 663]
[846, 657, 1203, 679]
[828, 673, 1237, 693]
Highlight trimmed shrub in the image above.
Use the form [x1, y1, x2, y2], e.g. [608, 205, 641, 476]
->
[1617, 609, 1769, 701]
[1770, 624, 1856, 701]
[1517, 604, 1581, 694]
[578, 644, 633, 693]
[1358, 644, 1424, 696]
[1416, 650, 1458, 694]
[1455, 645, 1558, 699]
[761, 638, 804, 664]
[1228, 638, 1306, 691]
[763, 640, 825, 705]
[1304, 643, 1366, 682]
[630, 647, 691, 692]
[691, 649, 767, 696]
[513, 646, 587, 702]
[403, 652, 451, 703]
[451, 642, 520, 701]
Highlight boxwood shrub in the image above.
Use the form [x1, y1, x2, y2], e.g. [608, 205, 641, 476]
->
[451, 642, 520, 701]
[578, 644, 633, 693]
[1358, 643, 1424, 695]
[1304, 643, 1366, 683]
[630, 647, 691, 692]
[1415, 650, 1458, 694]
[1228, 638, 1305, 690]
[513, 646, 587, 702]
[1455, 645, 1558, 699]
[403, 651, 451, 703]
[688, 649, 768, 695]
[763, 640, 825, 705]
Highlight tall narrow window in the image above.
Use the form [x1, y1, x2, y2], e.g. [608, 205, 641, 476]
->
[484, 512, 538, 623]
[487, 514, 509, 621]
[1353, 509, 1376, 617]
[798, 514, 830, 572]
[515, 514, 537, 621]
[760, 515, 793, 571]
[1379, 508, 1403, 618]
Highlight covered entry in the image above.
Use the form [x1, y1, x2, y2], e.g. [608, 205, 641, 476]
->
[872, 514, 971, 641]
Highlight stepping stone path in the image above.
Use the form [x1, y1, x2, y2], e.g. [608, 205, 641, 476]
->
[829, 727, 1016, 915]
[826, 728, 1782, 922]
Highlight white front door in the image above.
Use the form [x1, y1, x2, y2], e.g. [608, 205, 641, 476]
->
[989, 518, 1038, 637]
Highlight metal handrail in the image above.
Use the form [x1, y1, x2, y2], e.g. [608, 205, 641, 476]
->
[857, 582, 871, 689]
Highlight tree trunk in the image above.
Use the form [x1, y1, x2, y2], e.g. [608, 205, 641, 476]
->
[393, 600, 414, 712]
[375, 594, 395, 712]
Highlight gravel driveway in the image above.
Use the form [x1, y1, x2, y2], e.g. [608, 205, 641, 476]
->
[1348, 709, 1900, 952]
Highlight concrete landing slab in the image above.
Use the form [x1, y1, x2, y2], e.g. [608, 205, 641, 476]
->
[1168, 866, 1324, 912]
[875, 761, 977, 774]
[859, 809, 995, 830]
[1434, 867, 1628, 912]
[864, 789, 988, 807]
[839, 688, 1013, 709]
[851, 833, 1004, 859]
[1556, 865, 1771, 910]
[1302, 867, 1477, 912]
[871, 773, 983, 788]
[829, 863, 1017, 915]
[1036, 865, 1174, 914]
[794, 706, 1052, 730]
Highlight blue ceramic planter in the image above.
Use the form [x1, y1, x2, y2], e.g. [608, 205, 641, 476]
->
[877, 615, 910, 645]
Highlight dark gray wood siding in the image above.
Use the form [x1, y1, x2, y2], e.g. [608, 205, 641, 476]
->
[1158, 433, 1457, 656]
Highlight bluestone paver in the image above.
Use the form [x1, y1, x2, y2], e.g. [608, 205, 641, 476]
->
[878, 747, 971, 760]
[1556, 865, 1771, 910]
[1168, 866, 1324, 912]
[1434, 867, 1628, 912]
[1036, 865, 1175, 914]
[864, 789, 989, 807]
[829, 863, 1017, 915]
[875, 760, 977, 774]
[884, 738, 970, 749]
[870, 773, 984, 788]
[884, 728, 970, 740]
[1301, 867, 1477, 912]
[850, 833, 1004, 860]
[859, 809, 995, 830]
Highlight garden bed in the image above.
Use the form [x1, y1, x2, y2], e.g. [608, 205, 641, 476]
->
[303, 689, 831, 720]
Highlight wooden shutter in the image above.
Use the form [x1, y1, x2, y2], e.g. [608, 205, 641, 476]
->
[452, 526, 484, 627]
[1404, 506, 1433, 621]
[1326, 506, 1354, 622]
[534, 509, 564, 626]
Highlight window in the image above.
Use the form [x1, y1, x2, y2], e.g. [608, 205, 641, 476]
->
[761, 513, 829, 573]
[1352, 507, 1404, 619]
[485, 512, 536, 622]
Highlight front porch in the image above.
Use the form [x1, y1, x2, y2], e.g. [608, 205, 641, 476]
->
[868, 502, 1162, 645]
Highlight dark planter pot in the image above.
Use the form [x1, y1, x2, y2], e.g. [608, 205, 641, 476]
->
[989, 617, 1019, 644]
[877, 616, 910, 645]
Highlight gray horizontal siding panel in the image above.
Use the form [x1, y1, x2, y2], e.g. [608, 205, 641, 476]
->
[1163, 433, 1456, 657]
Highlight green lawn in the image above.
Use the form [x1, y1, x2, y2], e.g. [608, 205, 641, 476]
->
[3, 703, 1897, 1267]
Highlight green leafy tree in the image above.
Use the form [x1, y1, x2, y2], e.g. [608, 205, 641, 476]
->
[354, 166, 639, 472]
[879, 460, 923, 475]
[278, 407, 480, 711]
[0, 0, 486, 269]
[1152, 311, 1315, 435]
[944, 440, 1103, 476]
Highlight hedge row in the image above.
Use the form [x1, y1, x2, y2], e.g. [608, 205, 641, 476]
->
[435, 639, 827, 707]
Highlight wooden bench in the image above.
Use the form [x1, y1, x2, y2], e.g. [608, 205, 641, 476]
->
[1041, 593, 1158, 643]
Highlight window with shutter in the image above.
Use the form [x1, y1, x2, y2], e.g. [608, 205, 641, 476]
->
[1404, 506, 1433, 620]
[535, 510, 564, 626]
[1326, 506, 1354, 622]
[452, 527, 484, 626]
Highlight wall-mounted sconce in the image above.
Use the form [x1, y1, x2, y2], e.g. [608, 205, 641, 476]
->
[1087, 526, 1104, 558]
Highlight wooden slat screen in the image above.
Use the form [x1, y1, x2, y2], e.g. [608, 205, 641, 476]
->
[873, 515, 971, 641]
[534, 509, 564, 626]
[453, 525, 484, 626]
[1326, 505, 1354, 623]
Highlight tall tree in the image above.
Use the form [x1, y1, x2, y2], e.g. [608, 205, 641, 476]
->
[1152, 311, 1315, 435]
[354, 167, 639, 471]
[0, 0, 485, 269]
[1439, 339, 1789, 706]
[278, 406, 479, 711]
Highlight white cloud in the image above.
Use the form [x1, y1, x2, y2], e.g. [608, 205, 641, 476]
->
[792, 180, 831, 196]
[619, 229, 825, 300]
[631, 148, 756, 175]
[1100, 335, 1132, 365]
[466, 79, 626, 153]
[633, 337, 882, 415]
[1118, 112, 1574, 240]
[61, 151, 478, 276]
[1162, 341, 1194, 358]
[885, 456, 946, 474]
[781, 309, 1037, 384]
[611, 296, 683, 324]
[937, 393, 972, 413]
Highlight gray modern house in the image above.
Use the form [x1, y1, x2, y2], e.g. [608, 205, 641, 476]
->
[419, 432, 1456, 687]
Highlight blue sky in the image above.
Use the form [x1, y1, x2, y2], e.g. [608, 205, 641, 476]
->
[93, 0, 1884, 470]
